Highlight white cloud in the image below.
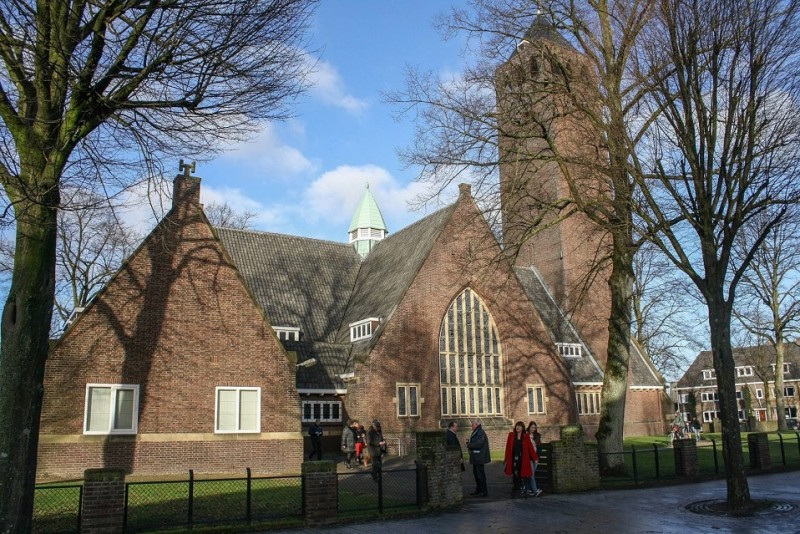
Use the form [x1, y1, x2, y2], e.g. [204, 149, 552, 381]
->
[306, 56, 369, 113]
[216, 122, 316, 178]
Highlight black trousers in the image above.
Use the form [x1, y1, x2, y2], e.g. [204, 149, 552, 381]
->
[472, 464, 488, 495]
[309, 437, 322, 460]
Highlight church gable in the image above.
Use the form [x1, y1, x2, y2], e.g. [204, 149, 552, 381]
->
[39, 171, 302, 479]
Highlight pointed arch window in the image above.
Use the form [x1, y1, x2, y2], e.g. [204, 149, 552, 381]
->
[439, 288, 504, 417]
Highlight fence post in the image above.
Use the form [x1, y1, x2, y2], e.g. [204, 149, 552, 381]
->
[301, 461, 338, 526]
[653, 443, 660, 481]
[378, 468, 383, 514]
[711, 439, 719, 474]
[80, 468, 126, 534]
[778, 434, 786, 466]
[188, 469, 194, 530]
[631, 446, 638, 485]
[246, 467, 252, 524]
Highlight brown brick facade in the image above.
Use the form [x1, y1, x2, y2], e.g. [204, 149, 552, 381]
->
[39, 174, 302, 480]
[345, 190, 576, 437]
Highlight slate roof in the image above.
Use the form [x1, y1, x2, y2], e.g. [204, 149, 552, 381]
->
[336, 204, 457, 349]
[675, 342, 800, 390]
[521, 15, 575, 51]
[514, 266, 663, 388]
[514, 266, 604, 383]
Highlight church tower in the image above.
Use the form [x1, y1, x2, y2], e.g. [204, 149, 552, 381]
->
[349, 184, 388, 259]
[496, 16, 611, 365]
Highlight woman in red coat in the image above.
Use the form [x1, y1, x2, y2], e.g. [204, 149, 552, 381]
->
[504, 420, 539, 495]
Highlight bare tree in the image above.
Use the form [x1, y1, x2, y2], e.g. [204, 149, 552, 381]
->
[734, 213, 800, 430]
[0, 1, 318, 530]
[204, 201, 258, 229]
[52, 197, 140, 336]
[634, 0, 800, 509]
[632, 242, 700, 380]
[391, 0, 658, 474]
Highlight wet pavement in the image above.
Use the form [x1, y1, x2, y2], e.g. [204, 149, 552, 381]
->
[279, 459, 800, 533]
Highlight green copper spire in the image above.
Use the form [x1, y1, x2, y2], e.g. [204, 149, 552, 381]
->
[348, 184, 388, 259]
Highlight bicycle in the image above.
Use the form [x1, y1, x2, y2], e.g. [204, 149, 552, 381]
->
[667, 424, 689, 446]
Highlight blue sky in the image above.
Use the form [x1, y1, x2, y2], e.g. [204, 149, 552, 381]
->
[193, 1, 469, 243]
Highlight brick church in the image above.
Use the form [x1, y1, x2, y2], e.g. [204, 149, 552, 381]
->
[37, 18, 668, 479]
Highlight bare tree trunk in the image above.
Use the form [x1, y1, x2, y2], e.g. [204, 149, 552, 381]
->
[0, 201, 58, 534]
[708, 293, 752, 509]
[775, 342, 788, 431]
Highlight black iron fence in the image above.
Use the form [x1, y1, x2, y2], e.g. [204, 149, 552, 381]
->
[599, 432, 800, 487]
[33, 464, 422, 533]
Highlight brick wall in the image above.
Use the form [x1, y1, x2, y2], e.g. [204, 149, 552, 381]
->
[39, 174, 302, 478]
[549, 425, 601, 493]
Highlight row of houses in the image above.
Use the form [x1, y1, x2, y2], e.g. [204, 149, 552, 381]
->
[673, 343, 800, 428]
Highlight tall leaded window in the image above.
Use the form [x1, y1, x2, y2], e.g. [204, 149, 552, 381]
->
[439, 288, 503, 417]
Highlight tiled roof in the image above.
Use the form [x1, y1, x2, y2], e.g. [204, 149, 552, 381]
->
[336, 204, 457, 348]
[214, 228, 361, 344]
[513, 266, 604, 383]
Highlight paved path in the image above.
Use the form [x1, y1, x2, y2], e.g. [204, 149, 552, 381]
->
[284, 462, 800, 533]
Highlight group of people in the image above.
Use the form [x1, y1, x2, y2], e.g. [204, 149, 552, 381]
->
[307, 418, 387, 482]
[447, 419, 544, 499]
[670, 411, 703, 443]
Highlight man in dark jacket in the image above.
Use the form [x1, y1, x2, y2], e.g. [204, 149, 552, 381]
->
[308, 420, 323, 460]
[446, 421, 465, 472]
[465, 419, 490, 497]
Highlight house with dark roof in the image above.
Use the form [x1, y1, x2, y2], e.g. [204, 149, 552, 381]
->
[674, 343, 800, 428]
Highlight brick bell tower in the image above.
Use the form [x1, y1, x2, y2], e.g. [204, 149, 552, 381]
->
[496, 15, 611, 366]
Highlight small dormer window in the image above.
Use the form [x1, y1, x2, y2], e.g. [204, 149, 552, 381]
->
[702, 369, 716, 380]
[557, 343, 581, 358]
[274, 327, 300, 342]
[350, 318, 379, 342]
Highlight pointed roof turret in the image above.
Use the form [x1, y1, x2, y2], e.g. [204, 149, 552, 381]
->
[523, 14, 573, 49]
[348, 184, 388, 259]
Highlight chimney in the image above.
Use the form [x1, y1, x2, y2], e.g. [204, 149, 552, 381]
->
[458, 183, 472, 197]
[173, 159, 201, 210]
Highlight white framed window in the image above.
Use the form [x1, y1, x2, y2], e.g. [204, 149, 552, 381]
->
[756, 388, 764, 399]
[439, 288, 504, 418]
[785, 386, 796, 397]
[736, 390, 743, 399]
[527, 385, 547, 414]
[576, 391, 601, 415]
[397, 383, 420, 417]
[679, 393, 689, 403]
[557, 343, 582, 358]
[738, 410, 746, 421]
[274, 326, 300, 341]
[735, 366, 754, 378]
[701, 392, 719, 402]
[771, 363, 792, 374]
[215, 387, 260, 433]
[702, 369, 716, 380]
[350, 318, 379, 342]
[786, 407, 798, 418]
[301, 400, 342, 423]
[84, 384, 139, 435]
[702, 410, 720, 422]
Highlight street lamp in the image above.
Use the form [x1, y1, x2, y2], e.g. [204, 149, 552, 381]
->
[296, 358, 318, 369]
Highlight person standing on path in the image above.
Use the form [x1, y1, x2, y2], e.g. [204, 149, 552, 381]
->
[466, 419, 490, 497]
[446, 421, 465, 472]
[308, 420, 323, 460]
[367, 419, 386, 481]
[504, 421, 538, 497]
[341, 419, 357, 468]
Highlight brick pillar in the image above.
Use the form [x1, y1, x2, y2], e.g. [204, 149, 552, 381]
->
[748, 433, 772, 469]
[80, 468, 126, 533]
[302, 461, 338, 526]
[549, 425, 600, 493]
[673, 439, 699, 476]
[415, 430, 463, 508]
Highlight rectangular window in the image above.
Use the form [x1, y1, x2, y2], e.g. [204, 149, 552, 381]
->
[576, 390, 601, 415]
[397, 383, 421, 417]
[441, 388, 448, 414]
[679, 394, 689, 403]
[495, 389, 501, 414]
[701, 392, 720, 402]
[702, 410, 720, 422]
[274, 327, 300, 341]
[702, 369, 716, 380]
[84, 384, 139, 435]
[736, 390, 743, 399]
[215, 387, 260, 433]
[527, 385, 546, 414]
[786, 407, 798, 418]
[301, 400, 342, 423]
[349, 318, 379, 342]
[785, 387, 796, 397]
[756, 388, 764, 399]
[735, 366, 754, 378]
[557, 343, 582, 358]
